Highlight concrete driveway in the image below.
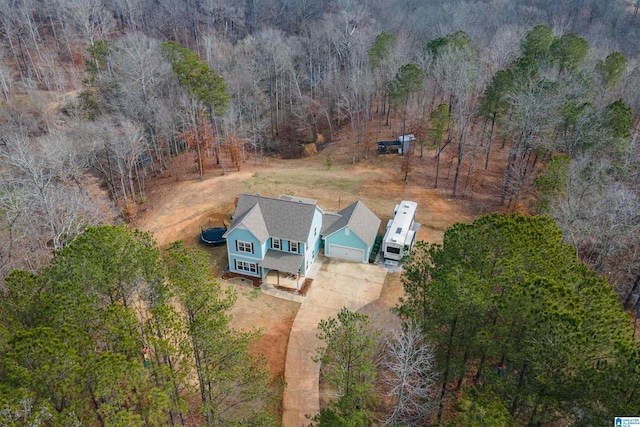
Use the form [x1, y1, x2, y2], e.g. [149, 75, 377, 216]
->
[282, 255, 387, 427]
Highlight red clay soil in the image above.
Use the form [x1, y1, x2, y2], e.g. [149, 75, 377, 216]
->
[275, 278, 313, 296]
[221, 271, 262, 287]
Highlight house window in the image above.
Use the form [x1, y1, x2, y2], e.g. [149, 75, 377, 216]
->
[314, 227, 317, 237]
[272, 238, 281, 250]
[345, 228, 349, 236]
[387, 246, 401, 255]
[290, 242, 298, 253]
[235, 260, 257, 273]
[237, 241, 253, 253]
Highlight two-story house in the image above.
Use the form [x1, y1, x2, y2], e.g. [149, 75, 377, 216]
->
[223, 194, 381, 280]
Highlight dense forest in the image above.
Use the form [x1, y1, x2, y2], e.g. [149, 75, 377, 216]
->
[314, 215, 640, 425]
[2, 0, 640, 425]
[0, 225, 281, 426]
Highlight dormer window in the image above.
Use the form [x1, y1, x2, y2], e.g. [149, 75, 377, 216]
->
[290, 241, 299, 253]
[345, 228, 349, 236]
[272, 238, 281, 250]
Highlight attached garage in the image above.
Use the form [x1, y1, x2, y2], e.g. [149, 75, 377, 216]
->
[321, 201, 381, 264]
[327, 244, 364, 262]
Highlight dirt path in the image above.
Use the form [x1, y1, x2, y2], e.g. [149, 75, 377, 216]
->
[282, 257, 387, 427]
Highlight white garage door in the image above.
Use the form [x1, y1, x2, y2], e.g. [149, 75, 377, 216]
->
[328, 244, 364, 262]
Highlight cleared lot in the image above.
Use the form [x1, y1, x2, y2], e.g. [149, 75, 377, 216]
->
[134, 146, 480, 421]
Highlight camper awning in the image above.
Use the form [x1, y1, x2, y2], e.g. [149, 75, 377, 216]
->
[259, 250, 304, 274]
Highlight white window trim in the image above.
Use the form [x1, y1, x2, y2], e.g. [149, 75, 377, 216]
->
[235, 259, 257, 273]
[237, 240, 253, 254]
[290, 241, 298, 253]
[345, 227, 350, 236]
[272, 238, 281, 250]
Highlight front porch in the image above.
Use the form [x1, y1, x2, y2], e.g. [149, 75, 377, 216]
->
[263, 254, 327, 295]
[263, 269, 305, 292]
[259, 250, 305, 291]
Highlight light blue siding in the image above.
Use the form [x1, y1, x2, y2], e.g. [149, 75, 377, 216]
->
[227, 228, 263, 258]
[267, 237, 303, 254]
[225, 203, 375, 276]
[297, 243, 307, 275]
[226, 228, 264, 277]
[228, 256, 262, 277]
[301, 208, 324, 275]
[324, 227, 369, 262]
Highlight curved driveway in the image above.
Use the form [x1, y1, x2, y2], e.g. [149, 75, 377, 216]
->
[281, 256, 387, 427]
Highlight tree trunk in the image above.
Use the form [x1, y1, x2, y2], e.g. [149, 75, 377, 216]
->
[401, 98, 408, 142]
[87, 385, 106, 427]
[501, 123, 525, 205]
[435, 139, 441, 188]
[437, 316, 458, 422]
[462, 147, 477, 198]
[194, 117, 204, 180]
[188, 314, 210, 424]
[452, 116, 468, 198]
[128, 166, 137, 203]
[501, 150, 516, 205]
[386, 104, 391, 127]
[0, 69, 9, 101]
[475, 352, 486, 384]
[269, 78, 276, 144]
[510, 361, 529, 416]
[17, 32, 31, 80]
[485, 113, 496, 169]
[135, 161, 144, 201]
[508, 147, 529, 204]
[455, 349, 469, 391]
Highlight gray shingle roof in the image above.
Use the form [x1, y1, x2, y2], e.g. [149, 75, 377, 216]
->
[237, 204, 269, 242]
[322, 201, 381, 246]
[229, 194, 318, 243]
[279, 195, 317, 205]
[259, 250, 304, 274]
[320, 212, 342, 235]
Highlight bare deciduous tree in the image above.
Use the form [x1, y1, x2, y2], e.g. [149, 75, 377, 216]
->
[0, 130, 112, 284]
[61, 0, 115, 45]
[549, 155, 640, 276]
[380, 321, 439, 427]
[0, 396, 53, 427]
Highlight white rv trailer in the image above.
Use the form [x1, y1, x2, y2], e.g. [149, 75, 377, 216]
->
[382, 200, 419, 261]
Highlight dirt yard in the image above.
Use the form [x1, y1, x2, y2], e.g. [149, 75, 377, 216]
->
[133, 131, 506, 399]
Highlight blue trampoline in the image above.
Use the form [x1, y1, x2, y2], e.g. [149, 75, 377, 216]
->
[200, 226, 227, 246]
